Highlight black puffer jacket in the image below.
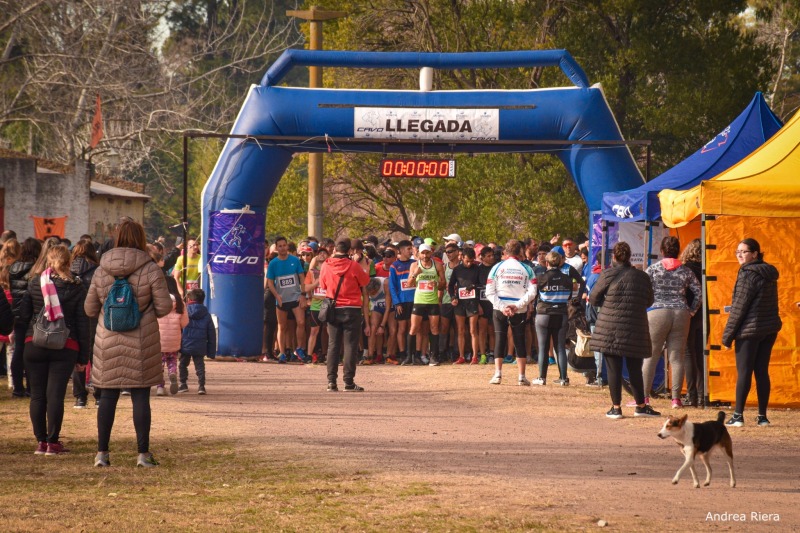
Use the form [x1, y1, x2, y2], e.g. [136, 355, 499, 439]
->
[9, 260, 34, 317]
[722, 260, 781, 346]
[18, 274, 92, 364]
[589, 264, 654, 358]
[71, 257, 99, 350]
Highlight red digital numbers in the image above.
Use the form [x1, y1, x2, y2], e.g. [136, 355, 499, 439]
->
[379, 159, 455, 178]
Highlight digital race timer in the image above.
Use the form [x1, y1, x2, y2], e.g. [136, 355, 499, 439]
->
[379, 158, 456, 178]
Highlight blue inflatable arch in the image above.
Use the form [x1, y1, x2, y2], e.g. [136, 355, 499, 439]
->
[201, 49, 644, 356]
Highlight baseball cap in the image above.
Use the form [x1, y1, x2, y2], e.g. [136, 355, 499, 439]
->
[474, 243, 485, 255]
[298, 245, 313, 254]
[419, 244, 432, 253]
[552, 245, 565, 256]
[424, 237, 435, 246]
[443, 233, 462, 243]
[465, 240, 475, 246]
[307, 241, 319, 251]
[412, 237, 424, 247]
[382, 248, 396, 258]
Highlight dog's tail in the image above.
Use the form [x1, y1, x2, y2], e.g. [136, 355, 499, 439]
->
[716, 411, 726, 423]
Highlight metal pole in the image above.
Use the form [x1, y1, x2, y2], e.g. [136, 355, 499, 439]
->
[701, 214, 709, 408]
[182, 134, 188, 296]
[287, 7, 347, 240]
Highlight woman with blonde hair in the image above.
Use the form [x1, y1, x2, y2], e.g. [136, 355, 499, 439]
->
[18, 245, 90, 455]
[85, 220, 172, 467]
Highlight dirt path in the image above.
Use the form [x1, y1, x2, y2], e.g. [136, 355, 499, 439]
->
[159, 360, 799, 531]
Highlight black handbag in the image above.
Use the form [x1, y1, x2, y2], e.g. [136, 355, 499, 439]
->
[32, 306, 70, 350]
[318, 274, 345, 324]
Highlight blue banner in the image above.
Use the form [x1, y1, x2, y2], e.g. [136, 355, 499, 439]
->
[208, 211, 264, 275]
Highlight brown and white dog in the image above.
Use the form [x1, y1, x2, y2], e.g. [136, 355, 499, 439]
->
[657, 411, 736, 488]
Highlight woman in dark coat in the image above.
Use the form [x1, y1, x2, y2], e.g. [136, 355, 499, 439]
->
[589, 242, 660, 419]
[8, 237, 41, 396]
[18, 245, 91, 455]
[721, 238, 781, 427]
[70, 240, 100, 408]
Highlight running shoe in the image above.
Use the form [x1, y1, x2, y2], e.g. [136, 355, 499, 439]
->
[503, 355, 515, 364]
[374, 355, 384, 364]
[470, 356, 479, 365]
[553, 378, 570, 387]
[428, 357, 440, 367]
[606, 406, 623, 419]
[479, 354, 488, 365]
[489, 375, 502, 385]
[198, 386, 206, 395]
[311, 353, 319, 364]
[756, 415, 770, 427]
[548, 356, 556, 365]
[178, 383, 189, 393]
[518, 376, 531, 386]
[169, 373, 179, 395]
[726, 413, 744, 427]
[156, 386, 165, 397]
[137, 453, 159, 467]
[327, 382, 338, 392]
[295, 348, 308, 363]
[45, 442, 70, 456]
[34, 441, 47, 455]
[671, 399, 684, 409]
[453, 357, 467, 365]
[344, 383, 365, 392]
[278, 353, 287, 364]
[634, 405, 661, 418]
[420, 355, 430, 365]
[401, 354, 413, 366]
[74, 398, 87, 409]
[385, 357, 400, 365]
[94, 452, 110, 467]
[531, 378, 546, 386]
[361, 357, 374, 365]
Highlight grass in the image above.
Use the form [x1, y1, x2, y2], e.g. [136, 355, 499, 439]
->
[0, 393, 555, 533]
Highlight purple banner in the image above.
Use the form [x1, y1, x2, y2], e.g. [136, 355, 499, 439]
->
[591, 213, 619, 268]
[208, 211, 264, 275]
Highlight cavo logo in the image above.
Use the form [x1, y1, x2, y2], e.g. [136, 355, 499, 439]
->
[212, 255, 259, 265]
[612, 204, 634, 219]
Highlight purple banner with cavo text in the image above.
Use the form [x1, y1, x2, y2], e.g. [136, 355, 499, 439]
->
[208, 211, 264, 275]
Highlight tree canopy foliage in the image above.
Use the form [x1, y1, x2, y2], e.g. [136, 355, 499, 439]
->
[0, 0, 795, 243]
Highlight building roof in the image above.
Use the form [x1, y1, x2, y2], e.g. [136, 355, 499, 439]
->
[90, 181, 150, 200]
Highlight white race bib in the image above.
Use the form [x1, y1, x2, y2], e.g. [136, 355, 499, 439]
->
[313, 286, 326, 298]
[277, 275, 297, 288]
[417, 280, 435, 293]
[458, 287, 475, 300]
[401, 278, 415, 291]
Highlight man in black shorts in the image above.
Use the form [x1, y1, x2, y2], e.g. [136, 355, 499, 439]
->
[449, 247, 481, 364]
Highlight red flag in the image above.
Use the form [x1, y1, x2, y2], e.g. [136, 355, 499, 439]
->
[89, 94, 103, 149]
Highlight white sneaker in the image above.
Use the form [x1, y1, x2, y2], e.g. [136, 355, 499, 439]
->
[518, 376, 531, 386]
[531, 378, 546, 386]
[155, 386, 165, 397]
[489, 375, 502, 385]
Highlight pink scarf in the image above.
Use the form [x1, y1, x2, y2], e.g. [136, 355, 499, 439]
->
[40, 268, 64, 321]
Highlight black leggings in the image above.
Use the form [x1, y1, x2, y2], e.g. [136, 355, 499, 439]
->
[492, 310, 527, 359]
[97, 387, 151, 453]
[734, 333, 776, 416]
[24, 344, 77, 443]
[604, 355, 645, 407]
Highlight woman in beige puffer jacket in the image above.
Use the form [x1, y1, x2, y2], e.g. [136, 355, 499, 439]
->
[84, 220, 172, 467]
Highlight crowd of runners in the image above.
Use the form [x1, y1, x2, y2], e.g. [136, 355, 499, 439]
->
[263, 232, 594, 387]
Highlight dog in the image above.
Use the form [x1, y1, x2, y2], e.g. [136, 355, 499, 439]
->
[657, 411, 736, 488]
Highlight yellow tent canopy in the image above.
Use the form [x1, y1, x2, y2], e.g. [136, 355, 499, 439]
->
[659, 108, 800, 227]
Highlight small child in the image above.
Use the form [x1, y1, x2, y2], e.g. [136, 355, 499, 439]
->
[156, 294, 188, 396]
[179, 288, 216, 394]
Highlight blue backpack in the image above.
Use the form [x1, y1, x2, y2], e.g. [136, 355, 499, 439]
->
[103, 276, 141, 332]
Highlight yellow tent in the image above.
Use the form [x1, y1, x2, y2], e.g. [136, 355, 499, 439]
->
[659, 110, 800, 407]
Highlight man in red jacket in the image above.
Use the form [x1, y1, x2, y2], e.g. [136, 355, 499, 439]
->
[319, 238, 371, 392]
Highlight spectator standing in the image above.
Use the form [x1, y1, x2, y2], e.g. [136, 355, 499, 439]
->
[85, 220, 173, 467]
[179, 288, 215, 394]
[680, 239, 704, 407]
[69, 240, 100, 408]
[722, 238, 782, 427]
[641, 236, 701, 409]
[319, 238, 370, 392]
[18, 245, 89, 455]
[172, 238, 200, 297]
[589, 241, 661, 419]
[9, 238, 43, 396]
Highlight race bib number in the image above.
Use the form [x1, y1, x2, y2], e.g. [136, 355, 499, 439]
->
[313, 286, 326, 298]
[417, 280, 435, 293]
[479, 289, 487, 301]
[186, 280, 200, 291]
[277, 275, 297, 288]
[458, 287, 476, 300]
[401, 279, 415, 291]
